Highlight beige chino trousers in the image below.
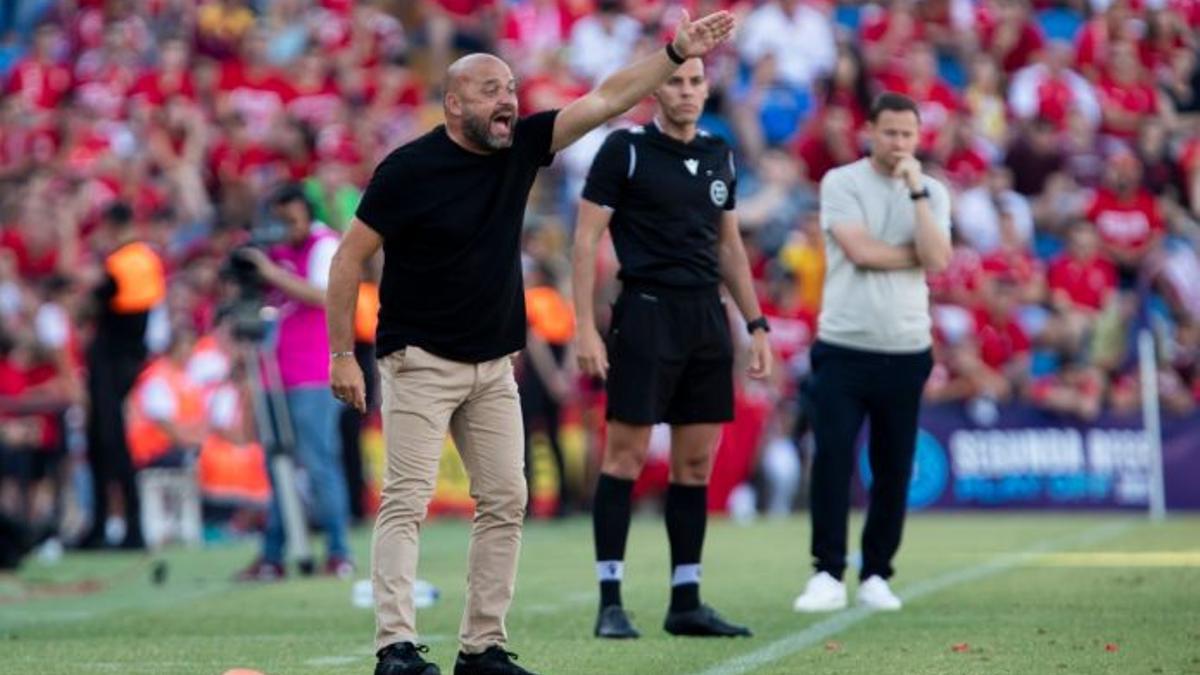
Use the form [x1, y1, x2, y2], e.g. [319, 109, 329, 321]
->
[372, 345, 526, 654]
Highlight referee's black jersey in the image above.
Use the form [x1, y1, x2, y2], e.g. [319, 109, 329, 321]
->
[582, 122, 737, 289]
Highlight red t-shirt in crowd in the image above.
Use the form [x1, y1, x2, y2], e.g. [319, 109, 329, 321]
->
[973, 307, 1031, 370]
[518, 75, 584, 113]
[288, 80, 343, 130]
[73, 60, 136, 119]
[366, 67, 426, 110]
[0, 226, 59, 279]
[944, 146, 990, 187]
[219, 63, 295, 138]
[1097, 77, 1159, 140]
[977, 17, 1045, 73]
[1086, 188, 1165, 254]
[793, 120, 858, 183]
[1032, 75, 1078, 129]
[981, 249, 1042, 286]
[5, 58, 73, 111]
[860, 10, 927, 46]
[759, 299, 816, 365]
[129, 69, 196, 108]
[1047, 253, 1117, 312]
[1075, 20, 1114, 76]
[209, 139, 283, 183]
[928, 246, 983, 302]
[502, 1, 570, 52]
[1171, 0, 1200, 27]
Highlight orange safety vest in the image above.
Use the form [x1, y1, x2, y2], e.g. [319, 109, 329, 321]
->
[198, 436, 271, 504]
[197, 384, 271, 504]
[106, 241, 166, 314]
[126, 358, 205, 468]
[525, 286, 574, 345]
[355, 282, 380, 344]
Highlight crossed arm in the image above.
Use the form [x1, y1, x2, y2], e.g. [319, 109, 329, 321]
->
[824, 173, 951, 273]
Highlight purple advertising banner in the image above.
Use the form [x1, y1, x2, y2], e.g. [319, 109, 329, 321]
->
[854, 403, 1200, 511]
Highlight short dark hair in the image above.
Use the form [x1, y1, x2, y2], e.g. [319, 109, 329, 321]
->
[102, 201, 134, 228]
[869, 92, 920, 123]
[271, 182, 313, 218]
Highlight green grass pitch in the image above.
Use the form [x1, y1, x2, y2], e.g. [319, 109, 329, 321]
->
[2, 513, 1198, 674]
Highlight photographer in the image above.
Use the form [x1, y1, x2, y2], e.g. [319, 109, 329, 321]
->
[233, 184, 353, 580]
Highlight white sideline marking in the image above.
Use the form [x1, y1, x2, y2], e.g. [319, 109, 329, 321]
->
[698, 520, 1134, 675]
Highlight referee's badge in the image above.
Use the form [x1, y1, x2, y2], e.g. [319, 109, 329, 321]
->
[709, 179, 728, 207]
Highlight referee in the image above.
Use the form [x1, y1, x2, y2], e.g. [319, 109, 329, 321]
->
[573, 57, 771, 640]
[792, 92, 951, 613]
[325, 11, 735, 675]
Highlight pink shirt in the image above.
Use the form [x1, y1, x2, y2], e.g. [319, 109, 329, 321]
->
[268, 224, 339, 388]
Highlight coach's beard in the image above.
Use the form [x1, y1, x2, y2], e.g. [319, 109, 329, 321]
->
[464, 112, 514, 151]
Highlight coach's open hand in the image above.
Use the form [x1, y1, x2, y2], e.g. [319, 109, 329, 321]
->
[331, 357, 367, 413]
[748, 331, 772, 379]
[671, 9, 736, 59]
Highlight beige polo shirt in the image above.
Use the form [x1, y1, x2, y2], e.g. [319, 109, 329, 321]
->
[817, 158, 951, 353]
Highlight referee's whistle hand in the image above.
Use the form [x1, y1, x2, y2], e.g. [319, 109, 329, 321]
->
[331, 359, 367, 413]
[576, 328, 609, 380]
[747, 334, 772, 380]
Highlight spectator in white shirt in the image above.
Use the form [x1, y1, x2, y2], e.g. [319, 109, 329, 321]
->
[567, 0, 643, 85]
[738, 0, 836, 90]
[954, 166, 1035, 254]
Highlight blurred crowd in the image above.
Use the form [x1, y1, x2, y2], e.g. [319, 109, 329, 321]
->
[1, 0, 1198, 544]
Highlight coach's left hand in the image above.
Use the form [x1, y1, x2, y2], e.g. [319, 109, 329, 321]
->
[893, 154, 924, 191]
[747, 332, 772, 379]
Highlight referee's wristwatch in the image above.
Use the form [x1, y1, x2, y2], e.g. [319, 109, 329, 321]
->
[746, 316, 771, 335]
[909, 186, 931, 201]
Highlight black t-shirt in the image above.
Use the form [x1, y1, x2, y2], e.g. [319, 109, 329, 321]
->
[582, 123, 737, 289]
[356, 110, 558, 362]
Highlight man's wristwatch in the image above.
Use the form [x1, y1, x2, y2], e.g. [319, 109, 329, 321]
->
[909, 186, 931, 201]
[331, 351, 355, 360]
[746, 316, 771, 334]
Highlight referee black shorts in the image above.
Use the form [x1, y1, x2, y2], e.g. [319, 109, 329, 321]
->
[605, 282, 734, 426]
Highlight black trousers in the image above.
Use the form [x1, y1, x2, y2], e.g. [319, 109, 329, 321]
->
[808, 340, 932, 581]
[337, 341, 377, 522]
[520, 344, 570, 513]
[84, 349, 145, 546]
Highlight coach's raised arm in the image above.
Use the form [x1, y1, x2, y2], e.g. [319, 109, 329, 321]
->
[548, 9, 735, 153]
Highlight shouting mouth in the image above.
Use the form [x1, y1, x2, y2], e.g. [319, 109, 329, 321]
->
[491, 111, 514, 138]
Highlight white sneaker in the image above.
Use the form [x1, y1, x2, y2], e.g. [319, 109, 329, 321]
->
[104, 516, 126, 547]
[856, 575, 902, 611]
[792, 572, 848, 612]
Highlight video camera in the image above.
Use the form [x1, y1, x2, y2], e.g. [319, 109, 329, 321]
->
[218, 219, 291, 342]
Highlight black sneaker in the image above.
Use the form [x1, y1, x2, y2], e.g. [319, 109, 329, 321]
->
[594, 605, 640, 639]
[453, 646, 538, 675]
[376, 642, 441, 675]
[663, 604, 753, 637]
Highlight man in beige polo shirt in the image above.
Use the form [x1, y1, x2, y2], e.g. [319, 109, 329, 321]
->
[323, 11, 736, 675]
[792, 92, 952, 615]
